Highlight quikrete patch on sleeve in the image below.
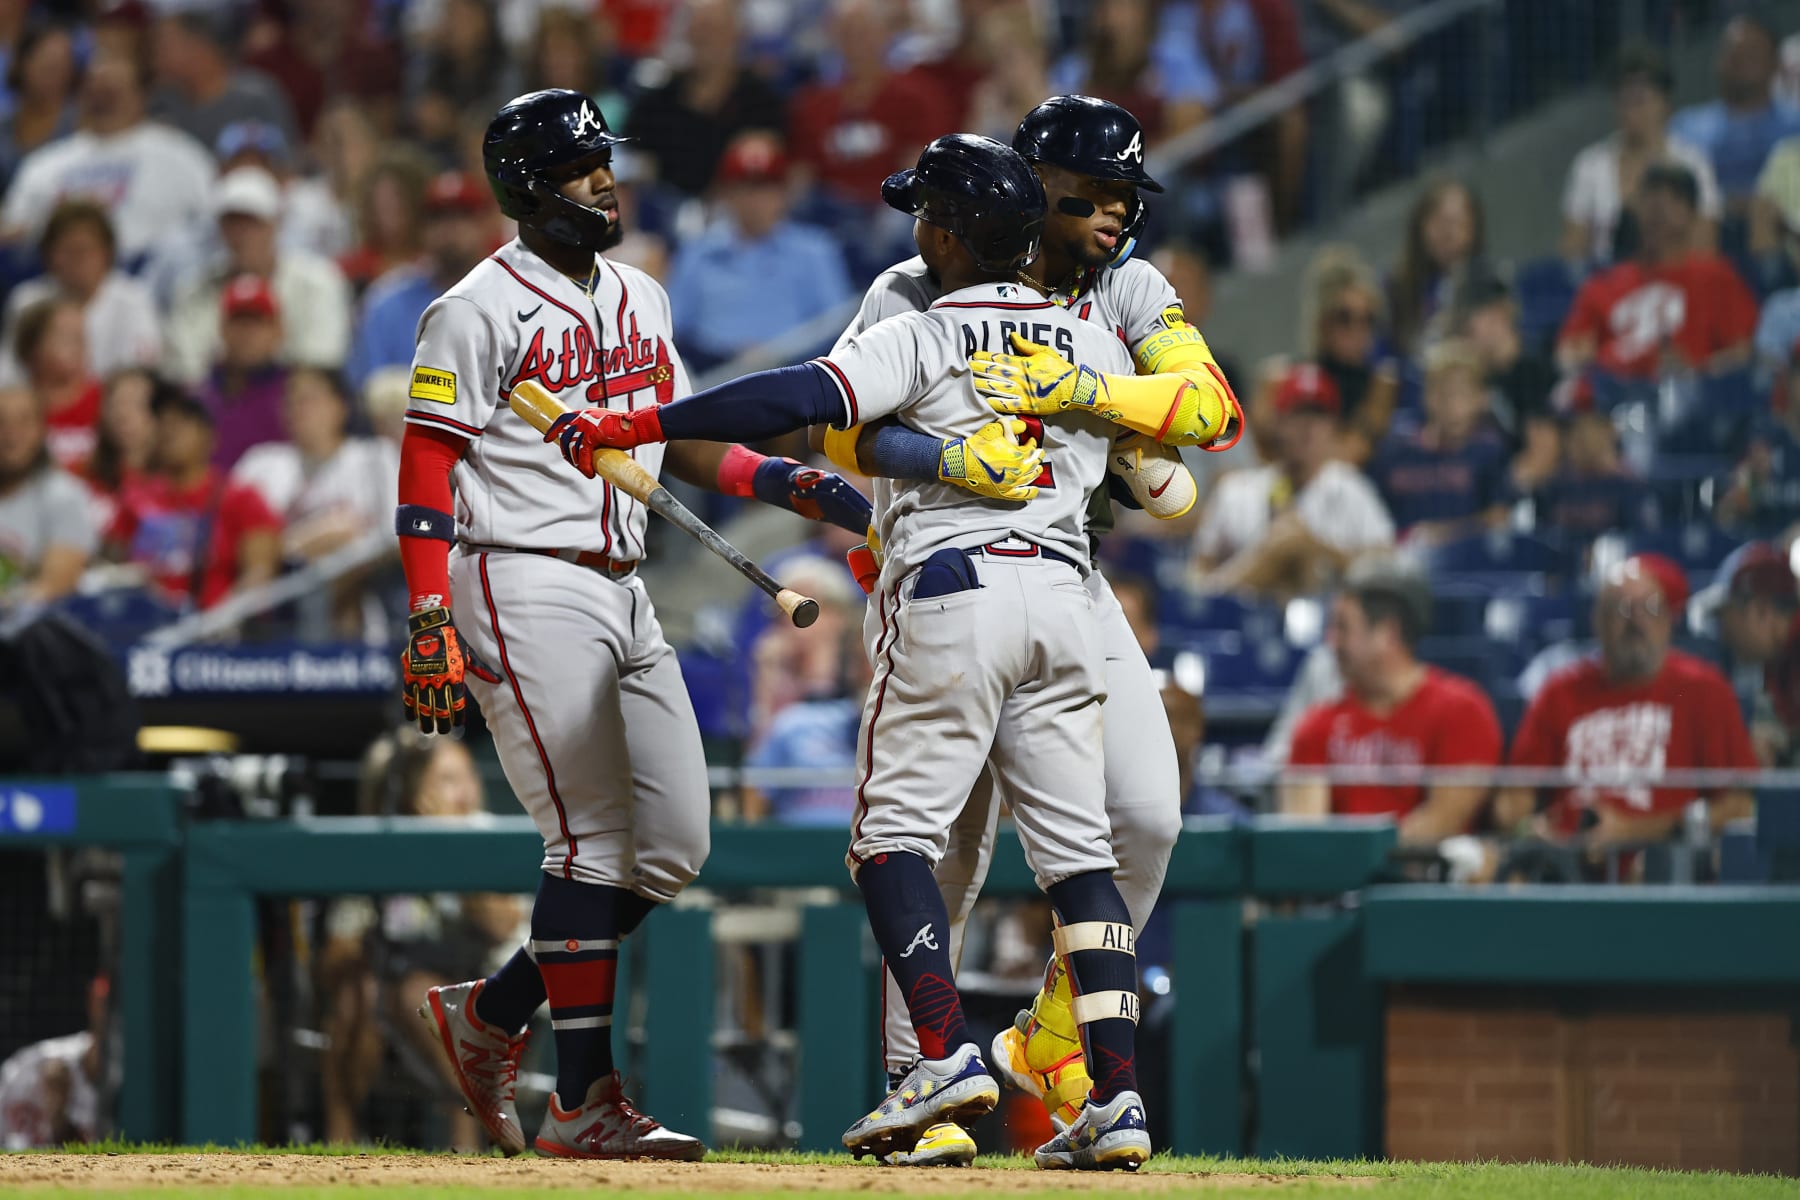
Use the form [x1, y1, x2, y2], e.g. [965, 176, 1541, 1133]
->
[409, 367, 458, 405]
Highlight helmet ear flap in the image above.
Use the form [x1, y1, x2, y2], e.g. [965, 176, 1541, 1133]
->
[1109, 194, 1148, 269]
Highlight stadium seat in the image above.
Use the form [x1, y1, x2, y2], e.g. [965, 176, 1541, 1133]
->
[1485, 592, 1580, 649]
[1625, 525, 1744, 574]
[1415, 635, 1523, 690]
[1513, 256, 1583, 353]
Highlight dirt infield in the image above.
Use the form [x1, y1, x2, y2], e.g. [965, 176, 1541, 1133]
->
[0, 1153, 1377, 1193]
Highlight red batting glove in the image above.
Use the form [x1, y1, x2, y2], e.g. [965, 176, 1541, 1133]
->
[544, 406, 666, 477]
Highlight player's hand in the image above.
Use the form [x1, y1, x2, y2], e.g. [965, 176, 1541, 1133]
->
[544, 406, 666, 475]
[971, 332, 1103, 417]
[847, 525, 883, 595]
[939, 418, 1042, 502]
[752, 457, 873, 534]
[400, 605, 468, 734]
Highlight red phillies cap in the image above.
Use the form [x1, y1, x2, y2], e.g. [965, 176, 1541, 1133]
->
[1272, 363, 1340, 416]
[1725, 541, 1798, 607]
[717, 135, 789, 185]
[220, 274, 278, 320]
[1618, 552, 1689, 614]
[424, 171, 488, 215]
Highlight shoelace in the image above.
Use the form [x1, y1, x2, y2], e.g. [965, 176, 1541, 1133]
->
[611, 1081, 662, 1134]
[497, 1031, 529, 1100]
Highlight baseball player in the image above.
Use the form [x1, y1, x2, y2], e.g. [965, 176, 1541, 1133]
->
[821, 95, 1241, 1162]
[545, 135, 1159, 1170]
[398, 90, 871, 1160]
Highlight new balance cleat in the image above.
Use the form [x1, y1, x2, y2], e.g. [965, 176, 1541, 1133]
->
[534, 1071, 706, 1160]
[842, 1043, 999, 1160]
[992, 1009, 1090, 1131]
[879, 1122, 976, 1167]
[419, 980, 529, 1155]
[1034, 1089, 1151, 1171]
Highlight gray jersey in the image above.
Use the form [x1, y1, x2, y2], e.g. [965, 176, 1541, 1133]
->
[833, 255, 1186, 372]
[815, 281, 1132, 586]
[404, 239, 687, 558]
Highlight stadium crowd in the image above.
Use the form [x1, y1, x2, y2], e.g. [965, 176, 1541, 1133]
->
[0, 0, 1795, 879]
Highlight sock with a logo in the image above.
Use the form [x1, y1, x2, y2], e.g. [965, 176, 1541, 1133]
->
[1044, 871, 1139, 1105]
[472, 947, 546, 1033]
[529, 872, 636, 1110]
[857, 851, 970, 1061]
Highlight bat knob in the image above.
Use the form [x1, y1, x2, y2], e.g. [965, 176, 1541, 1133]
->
[789, 598, 820, 629]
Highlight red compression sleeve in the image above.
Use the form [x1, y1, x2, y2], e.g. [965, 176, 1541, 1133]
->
[715, 443, 768, 498]
[398, 423, 465, 610]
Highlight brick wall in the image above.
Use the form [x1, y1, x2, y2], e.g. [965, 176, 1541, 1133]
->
[1385, 989, 1800, 1174]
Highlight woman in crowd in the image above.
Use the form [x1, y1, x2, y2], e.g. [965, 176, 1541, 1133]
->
[1389, 176, 1485, 356]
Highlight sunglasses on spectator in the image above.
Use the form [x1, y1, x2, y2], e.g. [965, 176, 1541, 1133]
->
[1327, 308, 1376, 329]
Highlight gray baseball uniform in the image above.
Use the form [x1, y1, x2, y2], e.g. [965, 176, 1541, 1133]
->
[404, 238, 709, 900]
[838, 256, 1185, 1072]
[815, 280, 1132, 889]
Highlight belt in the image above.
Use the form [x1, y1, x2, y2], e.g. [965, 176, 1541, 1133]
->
[461, 542, 639, 577]
[972, 539, 1083, 572]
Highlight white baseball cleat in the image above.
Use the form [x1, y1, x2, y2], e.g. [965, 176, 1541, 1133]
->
[418, 980, 529, 1155]
[842, 1043, 999, 1160]
[533, 1071, 706, 1160]
[879, 1122, 977, 1167]
[1033, 1088, 1152, 1171]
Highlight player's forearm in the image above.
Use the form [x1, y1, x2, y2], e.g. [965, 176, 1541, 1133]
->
[1399, 784, 1489, 844]
[1113, 326, 1241, 447]
[651, 363, 845, 444]
[396, 423, 465, 609]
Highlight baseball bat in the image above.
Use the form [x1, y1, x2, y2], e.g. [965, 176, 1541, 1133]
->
[509, 380, 820, 629]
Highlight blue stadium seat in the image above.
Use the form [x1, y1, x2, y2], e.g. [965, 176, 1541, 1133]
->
[1625, 525, 1745, 574]
[55, 588, 183, 649]
[1415, 635, 1523, 690]
[1428, 532, 1567, 577]
[1485, 592, 1580, 649]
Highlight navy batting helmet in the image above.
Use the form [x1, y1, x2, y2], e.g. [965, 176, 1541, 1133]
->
[484, 89, 627, 253]
[1014, 95, 1159, 266]
[881, 134, 1046, 275]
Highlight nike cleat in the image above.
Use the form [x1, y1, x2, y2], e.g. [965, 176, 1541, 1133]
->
[879, 1122, 977, 1167]
[842, 1043, 999, 1160]
[1034, 1088, 1152, 1171]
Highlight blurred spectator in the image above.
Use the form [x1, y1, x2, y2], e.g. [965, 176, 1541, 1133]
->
[0, 41, 214, 265]
[1699, 540, 1799, 734]
[1669, 9, 1800, 216]
[742, 556, 865, 824]
[0, 23, 78, 193]
[625, 0, 788, 197]
[1283, 244, 1396, 463]
[1557, 163, 1757, 380]
[961, 2, 1053, 143]
[0, 1026, 99, 1149]
[0, 201, 160, 387]
[1194, 363, 1394, 599]
[164, 166, 352, 386]
[1532, 407, 1658, 543]
[1048, 0, 1216, 143]
[1162, 678, 1248, 820]
[1368, 339, 1511, 545]
[233, 366, 398, 563]
[1716, 380, 1800, 537]
[198, 275, 288, 470]
[1449, 269, 1560, 491]
[302, 100, 385, 263]
[150, 8, 298, 153]
[0, 386, 97, 604]
[1282, 556, 1501, 843]
[1497, 554, 1756, 854]
[404, 0, 518, 124]
[15, 295, 99, 472]
[667, 135, 852, 371]
[603, 147, 672, 281]
[788, 0, 956, 207]
[337, 149, 432, 293]
[1389, 177, 1484, 357]
[346, 171, 495, 389]
[1242, 0, 1308, 232]
[527, 8, 626, 120]
[106, 385, 281, 611]
[238, 2, 328, 140]
[1109, 571, 1163, 665]
[216, 120, 348, 263]
[361, 365, 412, 447]
[79, 368, 155, 532]
[1753, 244, 1800, 369]
[1752, 132, 1800, 270]
[1561, 46, 1722, 267]
[320, 730, 525, 1148]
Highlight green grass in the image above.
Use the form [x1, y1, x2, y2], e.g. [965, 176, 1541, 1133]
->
[7, 1144, 1799, 1198]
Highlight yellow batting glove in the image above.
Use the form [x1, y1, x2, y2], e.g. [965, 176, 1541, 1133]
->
[971, 332, 1103, 417]
[939, 418, 1043, 501]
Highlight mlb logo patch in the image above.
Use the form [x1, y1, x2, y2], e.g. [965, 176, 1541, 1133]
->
[410, 367, 458, 405]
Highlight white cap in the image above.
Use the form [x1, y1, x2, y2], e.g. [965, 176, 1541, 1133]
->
[212, 166, 281, 222]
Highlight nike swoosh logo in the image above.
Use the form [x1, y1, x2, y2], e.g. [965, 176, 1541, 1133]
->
[517, 304, 542, 322]
[982, 460, 1007, 484]
[1149, 476, 1173, 498]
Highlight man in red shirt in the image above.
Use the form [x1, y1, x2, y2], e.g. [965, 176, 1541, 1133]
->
[1498, 554, 1757, 849]
[107, 387, 281, 611]
[1557, 163, 1757, 379]
[1282, 557, 1503, 841]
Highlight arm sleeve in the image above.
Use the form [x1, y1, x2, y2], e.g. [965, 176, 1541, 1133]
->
[403, 296, 503, 441]
[396, 423, 464, 608]
[653, 362, 850, 443]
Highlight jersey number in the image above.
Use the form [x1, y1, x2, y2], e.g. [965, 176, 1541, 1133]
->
[1015, 416, 1056, 490]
